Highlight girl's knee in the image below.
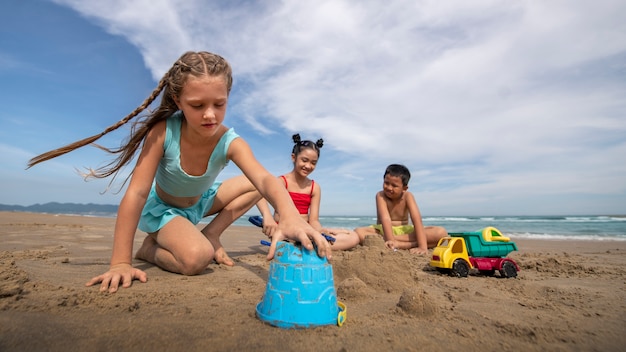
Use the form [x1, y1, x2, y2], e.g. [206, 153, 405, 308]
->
[227, 174, 256, 191]
[178, 246, 213, 275]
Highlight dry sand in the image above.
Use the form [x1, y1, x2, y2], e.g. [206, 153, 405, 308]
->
[1, 211, 625, 351]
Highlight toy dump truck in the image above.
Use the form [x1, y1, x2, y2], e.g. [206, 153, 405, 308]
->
[430, 227, 520, 278]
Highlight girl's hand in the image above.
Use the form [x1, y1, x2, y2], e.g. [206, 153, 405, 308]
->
[262, 217, 279, 238]
[266, 216, 332, 261]
[85, 263, 147, 293]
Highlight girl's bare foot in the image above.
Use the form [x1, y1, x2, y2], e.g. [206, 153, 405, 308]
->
[135, 235, 157, 262]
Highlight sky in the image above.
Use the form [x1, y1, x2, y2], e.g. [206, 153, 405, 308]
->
[1, 0, 625, 216]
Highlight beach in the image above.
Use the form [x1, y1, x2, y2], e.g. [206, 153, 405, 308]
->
[1, 212, 625, 351]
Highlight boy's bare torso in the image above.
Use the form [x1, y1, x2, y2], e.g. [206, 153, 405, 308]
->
[377, 191, 410, 226]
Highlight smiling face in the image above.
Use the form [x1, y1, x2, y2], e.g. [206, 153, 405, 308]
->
[174, 74, 228, 138]
[382, 174, 407, 200]
[292, 147, 319, 178]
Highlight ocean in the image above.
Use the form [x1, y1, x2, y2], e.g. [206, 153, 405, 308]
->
[229, 214, 626, 241]
[53, 211, 626, 241]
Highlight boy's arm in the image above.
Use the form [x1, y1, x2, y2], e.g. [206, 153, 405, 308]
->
[375, 192, 395, 242]
[405, 192, 428, 251]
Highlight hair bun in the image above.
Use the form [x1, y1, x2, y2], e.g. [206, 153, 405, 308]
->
[316, 138, 324, 149]
[292, 133, 302, 144]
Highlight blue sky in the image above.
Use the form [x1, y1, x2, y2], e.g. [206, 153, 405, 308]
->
[1, 0, 625, 216]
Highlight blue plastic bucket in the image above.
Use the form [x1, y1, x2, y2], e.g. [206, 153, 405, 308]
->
[256, 241, 342, 328]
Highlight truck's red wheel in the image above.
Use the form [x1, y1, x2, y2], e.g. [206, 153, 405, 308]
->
[451, 259, 470, 278]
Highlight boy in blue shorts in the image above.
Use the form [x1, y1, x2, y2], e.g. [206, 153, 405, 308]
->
[355, 164, 447, 255]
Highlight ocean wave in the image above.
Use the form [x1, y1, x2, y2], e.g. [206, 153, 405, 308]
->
[319, 217, 362, 221]
[425, 216, 626, 223]
[509, 233, 626, 241]
[423, 217, 472, 221]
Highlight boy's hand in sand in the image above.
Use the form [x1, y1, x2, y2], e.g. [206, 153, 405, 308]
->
[266, 216, 332, 261]
[85, 263, 147, 293]
[409, 247, 429, 255]
[385, 240, 399, 251]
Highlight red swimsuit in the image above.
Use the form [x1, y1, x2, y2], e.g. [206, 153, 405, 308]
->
[281, 175, 314, 215]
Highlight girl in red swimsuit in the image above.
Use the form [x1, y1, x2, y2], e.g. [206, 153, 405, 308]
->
[257, 134, 360, 251]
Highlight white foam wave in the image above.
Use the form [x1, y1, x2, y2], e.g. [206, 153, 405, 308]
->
[509, 233, 626, 241]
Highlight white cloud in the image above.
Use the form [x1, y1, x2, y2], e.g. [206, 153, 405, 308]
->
[53, 0, 193, 77]
[48, 0, 626, 214]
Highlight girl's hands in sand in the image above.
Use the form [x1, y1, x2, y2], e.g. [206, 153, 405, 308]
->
[266, 216, 332, 261]
[85, 263, 147, 293]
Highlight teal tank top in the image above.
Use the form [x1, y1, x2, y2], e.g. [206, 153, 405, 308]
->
[155, 112, 239, 197]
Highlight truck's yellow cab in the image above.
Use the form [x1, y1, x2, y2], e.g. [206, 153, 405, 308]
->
[430, 237, 472, 270]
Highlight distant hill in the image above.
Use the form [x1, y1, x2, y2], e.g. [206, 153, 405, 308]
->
[0, 202, 118, 217]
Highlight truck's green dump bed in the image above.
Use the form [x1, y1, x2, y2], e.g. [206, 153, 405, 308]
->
[450, 231, 518, 258]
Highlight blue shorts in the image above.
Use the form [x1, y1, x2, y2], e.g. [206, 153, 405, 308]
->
[138, 183, 221, 233]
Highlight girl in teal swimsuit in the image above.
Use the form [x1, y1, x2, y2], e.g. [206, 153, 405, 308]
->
[28, 52, 331, 293]
[256, 134, 360, 251]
